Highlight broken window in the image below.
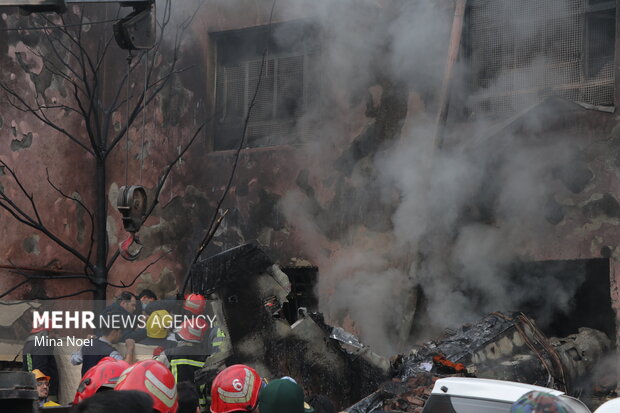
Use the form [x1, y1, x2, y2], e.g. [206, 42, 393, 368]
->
[510, 258, 615, 340]
[213, 22, 319, 150]
[468, 0, 616, 117]
[280, 266, 318, 325]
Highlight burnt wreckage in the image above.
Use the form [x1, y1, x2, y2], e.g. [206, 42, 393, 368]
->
[189, 244, 613, 411]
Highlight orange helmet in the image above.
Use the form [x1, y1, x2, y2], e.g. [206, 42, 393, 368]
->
[210, 365, 262, 413]
[115, 360, 178, 413]
[73, 357, 130, 404]
[183, 293, 207, 315]
[177, 318, 209, 343]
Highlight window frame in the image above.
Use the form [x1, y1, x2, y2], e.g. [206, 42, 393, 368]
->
[211, 21, 319, 151]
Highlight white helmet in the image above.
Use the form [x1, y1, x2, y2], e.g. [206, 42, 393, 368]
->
[594, 398, 620, 413]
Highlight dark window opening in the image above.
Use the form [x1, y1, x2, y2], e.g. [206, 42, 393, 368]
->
[281, 266, 318, 325]
[213, 22, 319, 151]
[511, 258, 615, 340]
[410, 258, 615, 344]
[468, 0, 616, 117]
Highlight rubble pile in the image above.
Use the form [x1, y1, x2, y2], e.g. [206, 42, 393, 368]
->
[189, 244, 614, 412]
[380, 374, 438, 413]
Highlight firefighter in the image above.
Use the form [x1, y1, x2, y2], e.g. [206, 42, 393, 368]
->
[184, 293, 207, 317]
[115, 359, 179, 413]
[208, 323, 227, 354]
[32, 369, 60, 407]
[156, 318, 209, 383]
[139, 309, 177, 348]
[22, 325, 60, 402]
[156, 319, 209, 412]
[73, 356, 130, 404]
[210, 364, 263, 413]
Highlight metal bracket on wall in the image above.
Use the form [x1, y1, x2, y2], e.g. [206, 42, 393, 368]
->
[0, 0, 156, 50]
[113, 1, 156, 50]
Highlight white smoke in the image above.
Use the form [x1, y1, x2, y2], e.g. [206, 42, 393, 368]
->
[274, 0, 596, 355]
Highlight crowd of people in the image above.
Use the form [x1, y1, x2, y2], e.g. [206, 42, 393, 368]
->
[21, 290, 591, 413]
[22, 290, 327, 413]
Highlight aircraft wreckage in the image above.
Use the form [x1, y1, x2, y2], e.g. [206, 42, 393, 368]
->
[188, 243, 614, 411]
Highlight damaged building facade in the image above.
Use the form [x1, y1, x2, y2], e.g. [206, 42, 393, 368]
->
[1, 0, 620, 389]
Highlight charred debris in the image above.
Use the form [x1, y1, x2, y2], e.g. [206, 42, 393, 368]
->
[189, 244, 615, 411]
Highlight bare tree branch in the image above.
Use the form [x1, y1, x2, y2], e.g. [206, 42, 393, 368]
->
[181, 0, 278, 295]
[0, 160, 95, 271]
[0, 0, 201, 301]
[35, 289, 97, 300]
[0, 82, 94, 155]
[46, 169, 96, 274]
[106, 253, 167, 289]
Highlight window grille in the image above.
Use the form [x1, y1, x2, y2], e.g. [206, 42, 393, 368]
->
[468, 0, 616, 117]
[213, 23, 318, 150]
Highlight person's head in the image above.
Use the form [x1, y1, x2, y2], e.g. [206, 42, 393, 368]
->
[176, 318, 209, 344]
[119, 292, 137, 314]
[210, 365, 262, 413]
[305, 395, 333, 413]
[73, 390, 153, 413]
[183, 293, 206, 316]
[32, 369, 50, 400]
[100, 325, 123, 343]
[258, 379, 314, 413]
[115, 360, 178, 413]
[147, 310, 173, 339]
[74, 357, 130, 404]
[510, 391, 576, 413]
[177, 382, 200, 413]
[139, 289, 158, 305]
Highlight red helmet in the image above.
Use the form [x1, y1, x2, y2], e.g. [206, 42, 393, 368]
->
[177, 318, 209, 343]
[73, 357, 130, 404]
[115, 360, 178, 413]
[31, 323, 52, 334]
[183, 293, 207, 315]
[210, 365, 262, 413]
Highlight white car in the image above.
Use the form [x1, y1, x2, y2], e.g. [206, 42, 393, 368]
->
[421, 377, 590, 413]
[593, 398, 620, 413]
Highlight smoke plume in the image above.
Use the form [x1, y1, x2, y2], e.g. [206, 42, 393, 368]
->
[275, 0, 592, 355]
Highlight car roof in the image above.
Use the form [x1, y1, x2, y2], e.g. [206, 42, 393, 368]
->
[430, 377, 565, 403]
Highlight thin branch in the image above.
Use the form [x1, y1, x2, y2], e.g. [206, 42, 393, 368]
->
[194, 209, 228, 265]
[5, 269, 91, 295]
[106, 254, 167, 289]
[46, 169, 96, 272]
[2, 158, 43, 225]
[0, 82, 94, 155]
[35, 289, 97, 300]
[0, 160, 95, 271]
[45, 33, 83, 82]
[23, 42, 87, 97]
[180, 0, 278, 295]
[0, 278, 31, 299]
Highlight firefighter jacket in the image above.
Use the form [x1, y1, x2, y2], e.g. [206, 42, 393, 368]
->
[158, 343, 206, 383]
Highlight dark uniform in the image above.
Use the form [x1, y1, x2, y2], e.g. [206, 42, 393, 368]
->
[158, 343, 207, 410]
[80, 338, 121, 376]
